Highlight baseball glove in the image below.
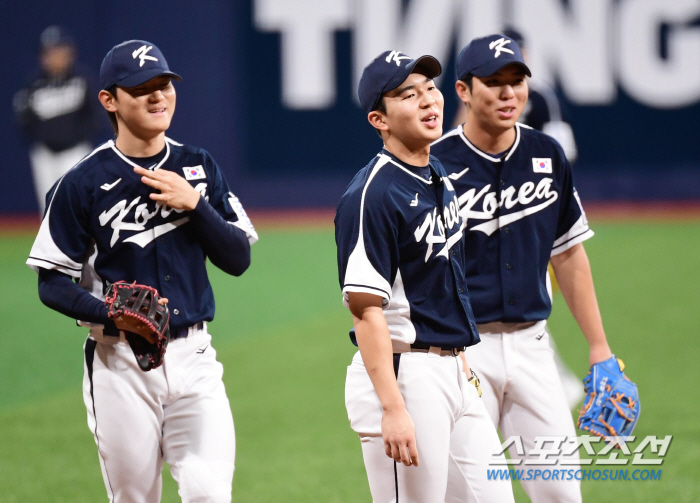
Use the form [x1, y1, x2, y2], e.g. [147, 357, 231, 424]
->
[105, 281, 170, 371]
[577, 355, 640, 440]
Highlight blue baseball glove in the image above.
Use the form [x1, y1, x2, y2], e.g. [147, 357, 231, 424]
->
[577, 355, 640, 439]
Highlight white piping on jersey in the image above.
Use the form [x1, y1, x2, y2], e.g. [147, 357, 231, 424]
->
[457, 124, 522, 162]
[342, 155, 394, 304]
[551, 215, 594, 256]
[109, 138, 171, 170]
[77, 239, 105, 301]
[165, 137, 183, 147]
[384, 155, 433, 185]
[448, 167, 470, 180]
[27, 141, 122, 277]
[430, 125, 461, 147]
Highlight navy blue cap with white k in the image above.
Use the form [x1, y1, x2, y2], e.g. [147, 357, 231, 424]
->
[100, 40, 182, 90]
[358, 50, 442, 114]
[456, 34, 531, 81]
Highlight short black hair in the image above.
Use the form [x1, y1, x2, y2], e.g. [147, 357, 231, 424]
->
[460, 74, 474, 92]
[106, 85, 119, 135]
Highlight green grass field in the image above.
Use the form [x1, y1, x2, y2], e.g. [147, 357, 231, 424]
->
[1, 220, 699, 502]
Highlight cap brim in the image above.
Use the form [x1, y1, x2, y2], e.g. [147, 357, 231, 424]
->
[471, 60, 531, 78]
[408, 55, 442, 80]
[116, 68, 182, 89]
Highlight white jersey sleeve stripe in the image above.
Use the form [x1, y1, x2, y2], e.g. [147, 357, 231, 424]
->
[26, 177, 83, 277]
[227, 192, 258, 245]
[342, 155, 393, 305]
[551, 216, 594, 256]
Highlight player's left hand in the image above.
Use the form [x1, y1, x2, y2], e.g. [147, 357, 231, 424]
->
[577, 355, 640, 442]
[134, 166, 201, 211]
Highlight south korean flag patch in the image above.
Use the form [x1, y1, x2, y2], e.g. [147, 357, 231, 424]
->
[532, 158, 552, 174]
[183, 165, 206, 180]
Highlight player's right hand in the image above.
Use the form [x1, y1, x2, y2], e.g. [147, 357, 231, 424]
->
[382, 407, 419, 467]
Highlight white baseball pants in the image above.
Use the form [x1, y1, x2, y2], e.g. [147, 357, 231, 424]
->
[30, 141, 91, 214]
[83, 325, 235, 503]
[346, 350, 515, 503]
[468, 320, 582, 503]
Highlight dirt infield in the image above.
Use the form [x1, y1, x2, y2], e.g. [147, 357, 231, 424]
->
[2, 202, 699, 234]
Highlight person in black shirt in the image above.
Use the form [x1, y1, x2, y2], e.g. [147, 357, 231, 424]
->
[13, 26, 102, 213]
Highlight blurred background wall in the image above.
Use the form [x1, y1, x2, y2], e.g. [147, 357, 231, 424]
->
[1, 0, 699, 215]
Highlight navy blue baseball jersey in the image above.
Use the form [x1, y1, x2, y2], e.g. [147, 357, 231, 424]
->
[431, 123, 593, 323]
[335, 149, 479, 350]
[27, 137, 257, 329]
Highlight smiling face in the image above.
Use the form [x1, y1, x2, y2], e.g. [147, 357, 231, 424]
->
[370, 72, 444, 150]
[459, 63, 528, 135]
[101, 75, 176, 140]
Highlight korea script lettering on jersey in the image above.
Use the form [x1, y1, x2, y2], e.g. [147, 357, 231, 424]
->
[335, 150, 480, 350]
[27, 137, 257, 327]
[431, 123, 593, 323]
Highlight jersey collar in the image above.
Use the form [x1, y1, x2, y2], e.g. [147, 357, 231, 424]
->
[379, 148, 434, 185]
[109, 138, 171, 171]
[458, 123, 522, 163]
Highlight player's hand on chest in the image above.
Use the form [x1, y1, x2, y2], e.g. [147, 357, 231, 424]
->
[134, 166, 202, 212]
[94, 165, 208, 248]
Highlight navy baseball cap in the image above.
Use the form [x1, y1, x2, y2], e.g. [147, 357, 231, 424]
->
[40, 26, 75, 50]
[358, 50, 442, 114]
[456, 34, 531, 81]
[100, 40, 182, 90]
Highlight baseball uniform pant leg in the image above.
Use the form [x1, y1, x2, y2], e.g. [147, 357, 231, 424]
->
[30, 142, 91, 213]
[471, 322, 582, 503]
[346, 351, 514, 502]
[84, 338, 168, 503]
[444, 357, 514, 502]
[162, 329, 235, 503]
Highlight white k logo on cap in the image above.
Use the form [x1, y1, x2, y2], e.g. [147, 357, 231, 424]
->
[132, 45, 158, 67]
[489, 38, 514, 58]
[385, 50, 411, 66]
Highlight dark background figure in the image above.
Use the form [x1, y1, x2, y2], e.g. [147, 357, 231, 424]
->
[13, 25, 102, 213]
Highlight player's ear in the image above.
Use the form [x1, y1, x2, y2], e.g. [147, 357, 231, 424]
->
[368, 111, 389, 133]
[455, 80, 471, 107]
[98, 89, 118, 112]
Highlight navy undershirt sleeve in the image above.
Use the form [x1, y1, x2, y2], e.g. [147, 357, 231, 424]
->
[38, 268, 112, 325]
[189, 195, 251, 276]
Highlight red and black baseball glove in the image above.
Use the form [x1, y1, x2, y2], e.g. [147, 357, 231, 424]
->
[105, 281, 170, 371]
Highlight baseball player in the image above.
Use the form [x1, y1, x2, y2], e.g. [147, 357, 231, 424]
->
[26, 40, 257, 502]
[505, 26, 585, 410]
[13, 26, 102, 214]
[336, 50, 514, 502]
[501, 26, 578, 163]
[431, 34, 618, 502]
